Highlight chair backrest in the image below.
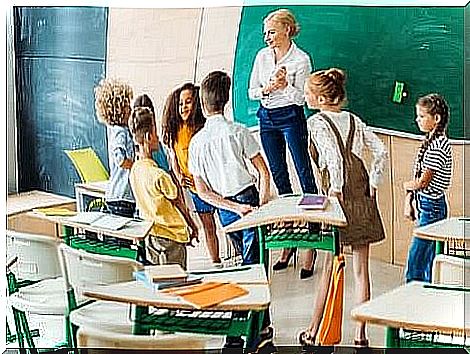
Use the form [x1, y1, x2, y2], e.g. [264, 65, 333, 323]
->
[77, 326, 209, 350]
[64, 147, 109, 183]
[432, 254, 470, 286]
[58, 243, 142, 304]
[6, 230, 62, 281]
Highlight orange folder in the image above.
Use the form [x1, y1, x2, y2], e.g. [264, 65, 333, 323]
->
[163, 281, 248, 309]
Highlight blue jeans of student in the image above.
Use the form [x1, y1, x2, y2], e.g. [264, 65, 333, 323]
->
[405, 193, 448, 283]
[257, 104, 317, 195]
[217, 185, 260, 265]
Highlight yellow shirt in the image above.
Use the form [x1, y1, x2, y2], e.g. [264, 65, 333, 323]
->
[173, 125, 195, 192]
[129, 158, 188, 243]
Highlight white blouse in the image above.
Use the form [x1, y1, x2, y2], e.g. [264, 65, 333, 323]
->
[307, 111, 388, 193]
[248, 42, 312, 108]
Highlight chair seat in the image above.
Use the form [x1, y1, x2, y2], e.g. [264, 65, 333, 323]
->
[77, 325, 222, 349]
[70, 301, 135, 333]
[9, 277, 67, 315]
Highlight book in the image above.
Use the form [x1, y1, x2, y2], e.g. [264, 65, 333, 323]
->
[143, 264, 188, 282]
[33, 207, 77, 216]
[297, 195, 329, 210]
[133, 269, 202, 291]
[67, 212, 131, 230]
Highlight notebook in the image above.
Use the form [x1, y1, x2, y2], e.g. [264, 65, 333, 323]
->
[297, 195, 329, 210]
[67, 212, 130, 230]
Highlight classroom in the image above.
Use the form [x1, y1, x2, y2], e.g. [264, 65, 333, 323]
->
[5, 1, 469, 352]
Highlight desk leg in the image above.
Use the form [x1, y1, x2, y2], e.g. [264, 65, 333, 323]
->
[62, 225, 74, 245]
[245, 310, 263, 349]
[257, 226, 269, 276]
[436, 240, 444, 255]
[131, 305, 150, 335]
[136, 240, 150, 265]
[386, 327, 400, 348]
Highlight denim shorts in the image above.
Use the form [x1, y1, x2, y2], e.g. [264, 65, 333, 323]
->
[189, 190, 215, 214]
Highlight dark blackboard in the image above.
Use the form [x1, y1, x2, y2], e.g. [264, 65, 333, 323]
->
[15, 7, 108, 197]
[233, 5, 465, 139]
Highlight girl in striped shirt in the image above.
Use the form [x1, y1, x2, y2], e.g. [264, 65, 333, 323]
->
[404, 93, 452, 283]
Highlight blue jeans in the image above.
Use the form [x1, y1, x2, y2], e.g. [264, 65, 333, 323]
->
[257, 105, 317, 195]
[405, 193, 447, 283]
[189, 190, 216, 214]
[217, 185, 260, 265]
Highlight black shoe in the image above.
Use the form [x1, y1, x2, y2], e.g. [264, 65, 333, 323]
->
[272, 248, 296, 271]
[300, 249, 317, 279]
[223, 336, 244, 348]
[246, 326, 276, 354]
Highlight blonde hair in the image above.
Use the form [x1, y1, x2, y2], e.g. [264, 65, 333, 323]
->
[264, 9, 300, 38]
[94, 78, 133, 126]
[306, 68, 347, 106]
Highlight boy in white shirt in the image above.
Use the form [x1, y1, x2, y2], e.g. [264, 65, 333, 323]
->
[188, 71, 274, 352]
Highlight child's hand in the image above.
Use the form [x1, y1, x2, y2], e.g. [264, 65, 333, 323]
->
[180, 176, 194, 189]
[236, 204, 256, 216]
[187, 228, 200, 247]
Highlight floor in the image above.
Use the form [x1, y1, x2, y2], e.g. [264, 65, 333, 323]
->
[6, 236, 405, 350]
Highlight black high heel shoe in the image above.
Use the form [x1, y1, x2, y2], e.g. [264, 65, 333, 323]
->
[300, 249, 317, 279]
[272, 248, 297, 271]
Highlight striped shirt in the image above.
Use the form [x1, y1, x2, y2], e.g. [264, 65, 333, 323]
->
[414, 134, 452, 199]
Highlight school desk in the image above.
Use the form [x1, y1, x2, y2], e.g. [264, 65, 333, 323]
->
[81, 264, 270, 348]
[7, 190, 76, 238]
[39, 211, 153, 262]
[351, 281, 469, 348]
[223, 195, 347, 268]
[74, 180, 108, 212]
[413, 217, 470, 256]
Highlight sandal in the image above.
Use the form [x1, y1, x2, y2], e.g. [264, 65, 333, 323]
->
[298, 329, 316, 346]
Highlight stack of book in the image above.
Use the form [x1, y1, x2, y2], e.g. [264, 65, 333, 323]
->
[134, 264, 203, 291]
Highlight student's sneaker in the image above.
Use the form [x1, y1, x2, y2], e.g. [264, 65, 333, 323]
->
[246, 326, 277, 354]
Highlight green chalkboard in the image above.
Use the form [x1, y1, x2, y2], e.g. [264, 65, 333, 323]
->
[233, 6, 465, 139]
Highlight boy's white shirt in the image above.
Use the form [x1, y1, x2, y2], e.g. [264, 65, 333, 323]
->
[188, 114, 260, 197]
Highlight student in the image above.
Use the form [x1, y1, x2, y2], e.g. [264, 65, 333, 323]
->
[133, 93, 199, 250]
[94, 78, 136, 217]
[300, 68, 387, 347]
[133, 94, 171, 173]
[404, 93, 452, 283]
[128, 107, 198, 269]
[162, 83, 222, 267]
[248, 8, 318, 278]
[188, 71, 274, 351]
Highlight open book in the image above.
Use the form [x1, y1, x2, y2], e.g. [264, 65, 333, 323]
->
[67, 212, 131, 230]
[297, 195, 329, 210]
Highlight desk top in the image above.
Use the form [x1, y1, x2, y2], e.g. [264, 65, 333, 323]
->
[38, 212, 153, 241]
[413, 217, 470, 242]
[351, 281, 469, 335]
[7, 190, 75, 217]
[83, 265, 270, 311]
[223, 195, 347, 233]
[75, 180, 108, 194]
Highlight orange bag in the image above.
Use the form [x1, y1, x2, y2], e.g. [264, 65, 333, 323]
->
[317, 254, 345, 345]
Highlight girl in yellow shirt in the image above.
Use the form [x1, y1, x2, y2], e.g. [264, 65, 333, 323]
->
[162, 83, 222, 266]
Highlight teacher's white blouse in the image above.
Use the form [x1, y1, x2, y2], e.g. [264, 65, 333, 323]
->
[307, 111, 388, 193]
[248, 42, 312, 109]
